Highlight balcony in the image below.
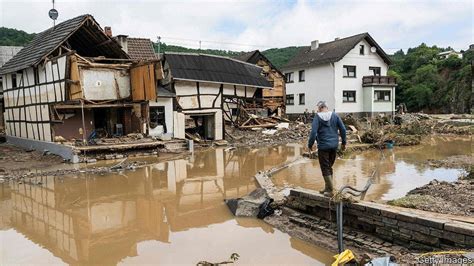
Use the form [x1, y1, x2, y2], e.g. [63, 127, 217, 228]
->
[362, 76, 397, 87]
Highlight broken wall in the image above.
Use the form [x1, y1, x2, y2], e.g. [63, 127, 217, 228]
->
[53, 109, 94, 140]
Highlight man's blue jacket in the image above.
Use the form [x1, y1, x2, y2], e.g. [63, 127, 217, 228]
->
[308, 112, 347, 150]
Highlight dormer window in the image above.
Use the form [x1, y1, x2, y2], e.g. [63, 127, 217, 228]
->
[359, 45, 365, 55]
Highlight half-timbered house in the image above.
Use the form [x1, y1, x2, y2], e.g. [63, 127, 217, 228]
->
[234, 50, 286, 116]
[0, 15, 165, 160]
[160, 53, 272, 140]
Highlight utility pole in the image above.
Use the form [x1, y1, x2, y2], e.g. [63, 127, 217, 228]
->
[199, 40, 202, 51]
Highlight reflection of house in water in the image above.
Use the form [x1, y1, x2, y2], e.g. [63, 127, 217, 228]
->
[6, 147, 297, 265]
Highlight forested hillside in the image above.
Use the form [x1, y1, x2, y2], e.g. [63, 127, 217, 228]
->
[388, 44, 472, 113]
[0, 27, 35, 46]
[1, 27, 471, 113]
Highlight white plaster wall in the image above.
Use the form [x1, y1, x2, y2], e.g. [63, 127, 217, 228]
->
[149, 98, 174, 136]
[81, 68, 130, 100]
[284, 63, 335, 114]
[173, 111, 185, 139]
[372, 87, 395, 112]
[334, 39, 389, 113]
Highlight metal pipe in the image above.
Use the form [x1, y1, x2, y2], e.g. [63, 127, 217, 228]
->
[337, 201, 344, 253]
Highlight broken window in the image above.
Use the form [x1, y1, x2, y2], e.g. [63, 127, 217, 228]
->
[299, 93, 305, 105]
[360, 45, 365, 55]
[343, 91, 356, 102]
[374, 90, 391, 101]
[285, 72, 294, 83]
[150, 106, 166, 132]
[298, 70, 305, 82]
[286, 94, 294, 105]
[343, 65, 356, 78]
[369, 67, 381, 76]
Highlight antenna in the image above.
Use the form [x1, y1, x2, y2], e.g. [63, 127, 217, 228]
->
[49, 0, 59, 27]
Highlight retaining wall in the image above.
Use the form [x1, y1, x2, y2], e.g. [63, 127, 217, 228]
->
[287, 188, 474, 251]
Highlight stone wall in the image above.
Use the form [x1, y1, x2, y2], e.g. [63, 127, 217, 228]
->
[287, 188, 473, 251]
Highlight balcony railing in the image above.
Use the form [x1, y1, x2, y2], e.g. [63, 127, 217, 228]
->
[362, 75, 397, 87]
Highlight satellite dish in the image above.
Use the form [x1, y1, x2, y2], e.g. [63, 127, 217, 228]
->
[49, 8, 58, 20]
[370, 46, 377, 53]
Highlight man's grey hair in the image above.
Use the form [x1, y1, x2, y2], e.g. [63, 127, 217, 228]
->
[317, 101, 328, 109]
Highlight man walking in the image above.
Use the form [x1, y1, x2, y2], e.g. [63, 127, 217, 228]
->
[307, 101, 347, 196]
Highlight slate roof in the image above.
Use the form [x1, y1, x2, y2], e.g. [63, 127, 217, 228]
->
[282, 33, 391, 70]
[0, 14, 128, 75]
[164, 53, 272, 88]
[234, 50, 284, 77]
[157, 86, 176, 98]
[127, 38, 157, 60]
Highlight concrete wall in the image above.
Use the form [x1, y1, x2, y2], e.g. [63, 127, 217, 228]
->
[284, 63, 335, 114]
[287, 189, 474, 250]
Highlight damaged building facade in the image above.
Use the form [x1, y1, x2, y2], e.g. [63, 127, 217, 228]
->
[234, 50, 286, 116]
[0, 15, 175, 161]
[160, 53, 272, 141]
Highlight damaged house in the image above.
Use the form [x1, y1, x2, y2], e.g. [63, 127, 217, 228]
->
[0, 15, 172, 161]
[160, 53, 272, 141]
[234, 50, 286, 116]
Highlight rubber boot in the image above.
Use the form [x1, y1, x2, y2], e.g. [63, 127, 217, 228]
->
[321, 175, 334, 197]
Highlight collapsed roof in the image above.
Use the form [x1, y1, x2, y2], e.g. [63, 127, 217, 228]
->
[164, 53, 272, 88]
[0, 14, 129, 75]
[234, 50, 284, 77]
[282, 33, 391, 70]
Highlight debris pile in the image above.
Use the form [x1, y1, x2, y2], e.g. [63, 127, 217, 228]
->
[388, 179, 474, 216]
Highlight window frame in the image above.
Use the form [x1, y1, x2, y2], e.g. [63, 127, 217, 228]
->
[286, 94, 295, 105]
[359, 45, 365, 55]
[369, 66, 381, 76]
[299, 93, 305, 105]
[374, 90, 391, 102]
[343, 65, 356, 78]
[342, 90, 356, 103]
[285, 72, 294, 83]
[298, 70, 305, 82]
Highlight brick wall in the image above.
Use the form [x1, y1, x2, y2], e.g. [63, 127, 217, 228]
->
[287, 188, 473, 251]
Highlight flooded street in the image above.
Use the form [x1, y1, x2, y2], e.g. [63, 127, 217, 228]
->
[0, 136, 470, 265]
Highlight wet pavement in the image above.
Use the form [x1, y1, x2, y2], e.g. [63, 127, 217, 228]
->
[0, 135, 470, 265]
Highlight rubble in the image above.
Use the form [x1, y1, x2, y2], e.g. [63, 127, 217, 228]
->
[225, 188, 273, 217]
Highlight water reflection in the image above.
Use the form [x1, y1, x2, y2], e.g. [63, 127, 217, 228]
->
[273, 136, 471, 201]
[0, 146, 331, 265]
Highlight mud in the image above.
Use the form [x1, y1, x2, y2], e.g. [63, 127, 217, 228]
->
[388, 179, 474, 216]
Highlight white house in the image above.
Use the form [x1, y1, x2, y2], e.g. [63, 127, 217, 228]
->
[438, 50, 463, 60]
[282, 33, 397, 117]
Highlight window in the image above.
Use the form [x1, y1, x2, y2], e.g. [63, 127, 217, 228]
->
[285, 72, 294, 83]
[343, 91, 356, 102]
[369, 67, 381, 76]
[298, 70, 305, 82]
[359, 45, 365, 55]
[11, 73, 17, 88]
[343, 65, 356, 77]
[286, 94, 294, 105]
[374, 90, 391, 101]
[150, 106, 166, 132]
[299, 93, 305, 105]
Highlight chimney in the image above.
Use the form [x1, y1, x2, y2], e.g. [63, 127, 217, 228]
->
[116, 35, 129, 53]
[104, 26, 112, 37]
[311, 40, 319, 50]
[335, 37, 340, 41]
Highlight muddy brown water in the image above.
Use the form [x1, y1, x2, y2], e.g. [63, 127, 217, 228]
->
[0, 136, 470, 265]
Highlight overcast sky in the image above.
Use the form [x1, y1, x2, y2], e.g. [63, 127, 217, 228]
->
[0, 0, 472, 53]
